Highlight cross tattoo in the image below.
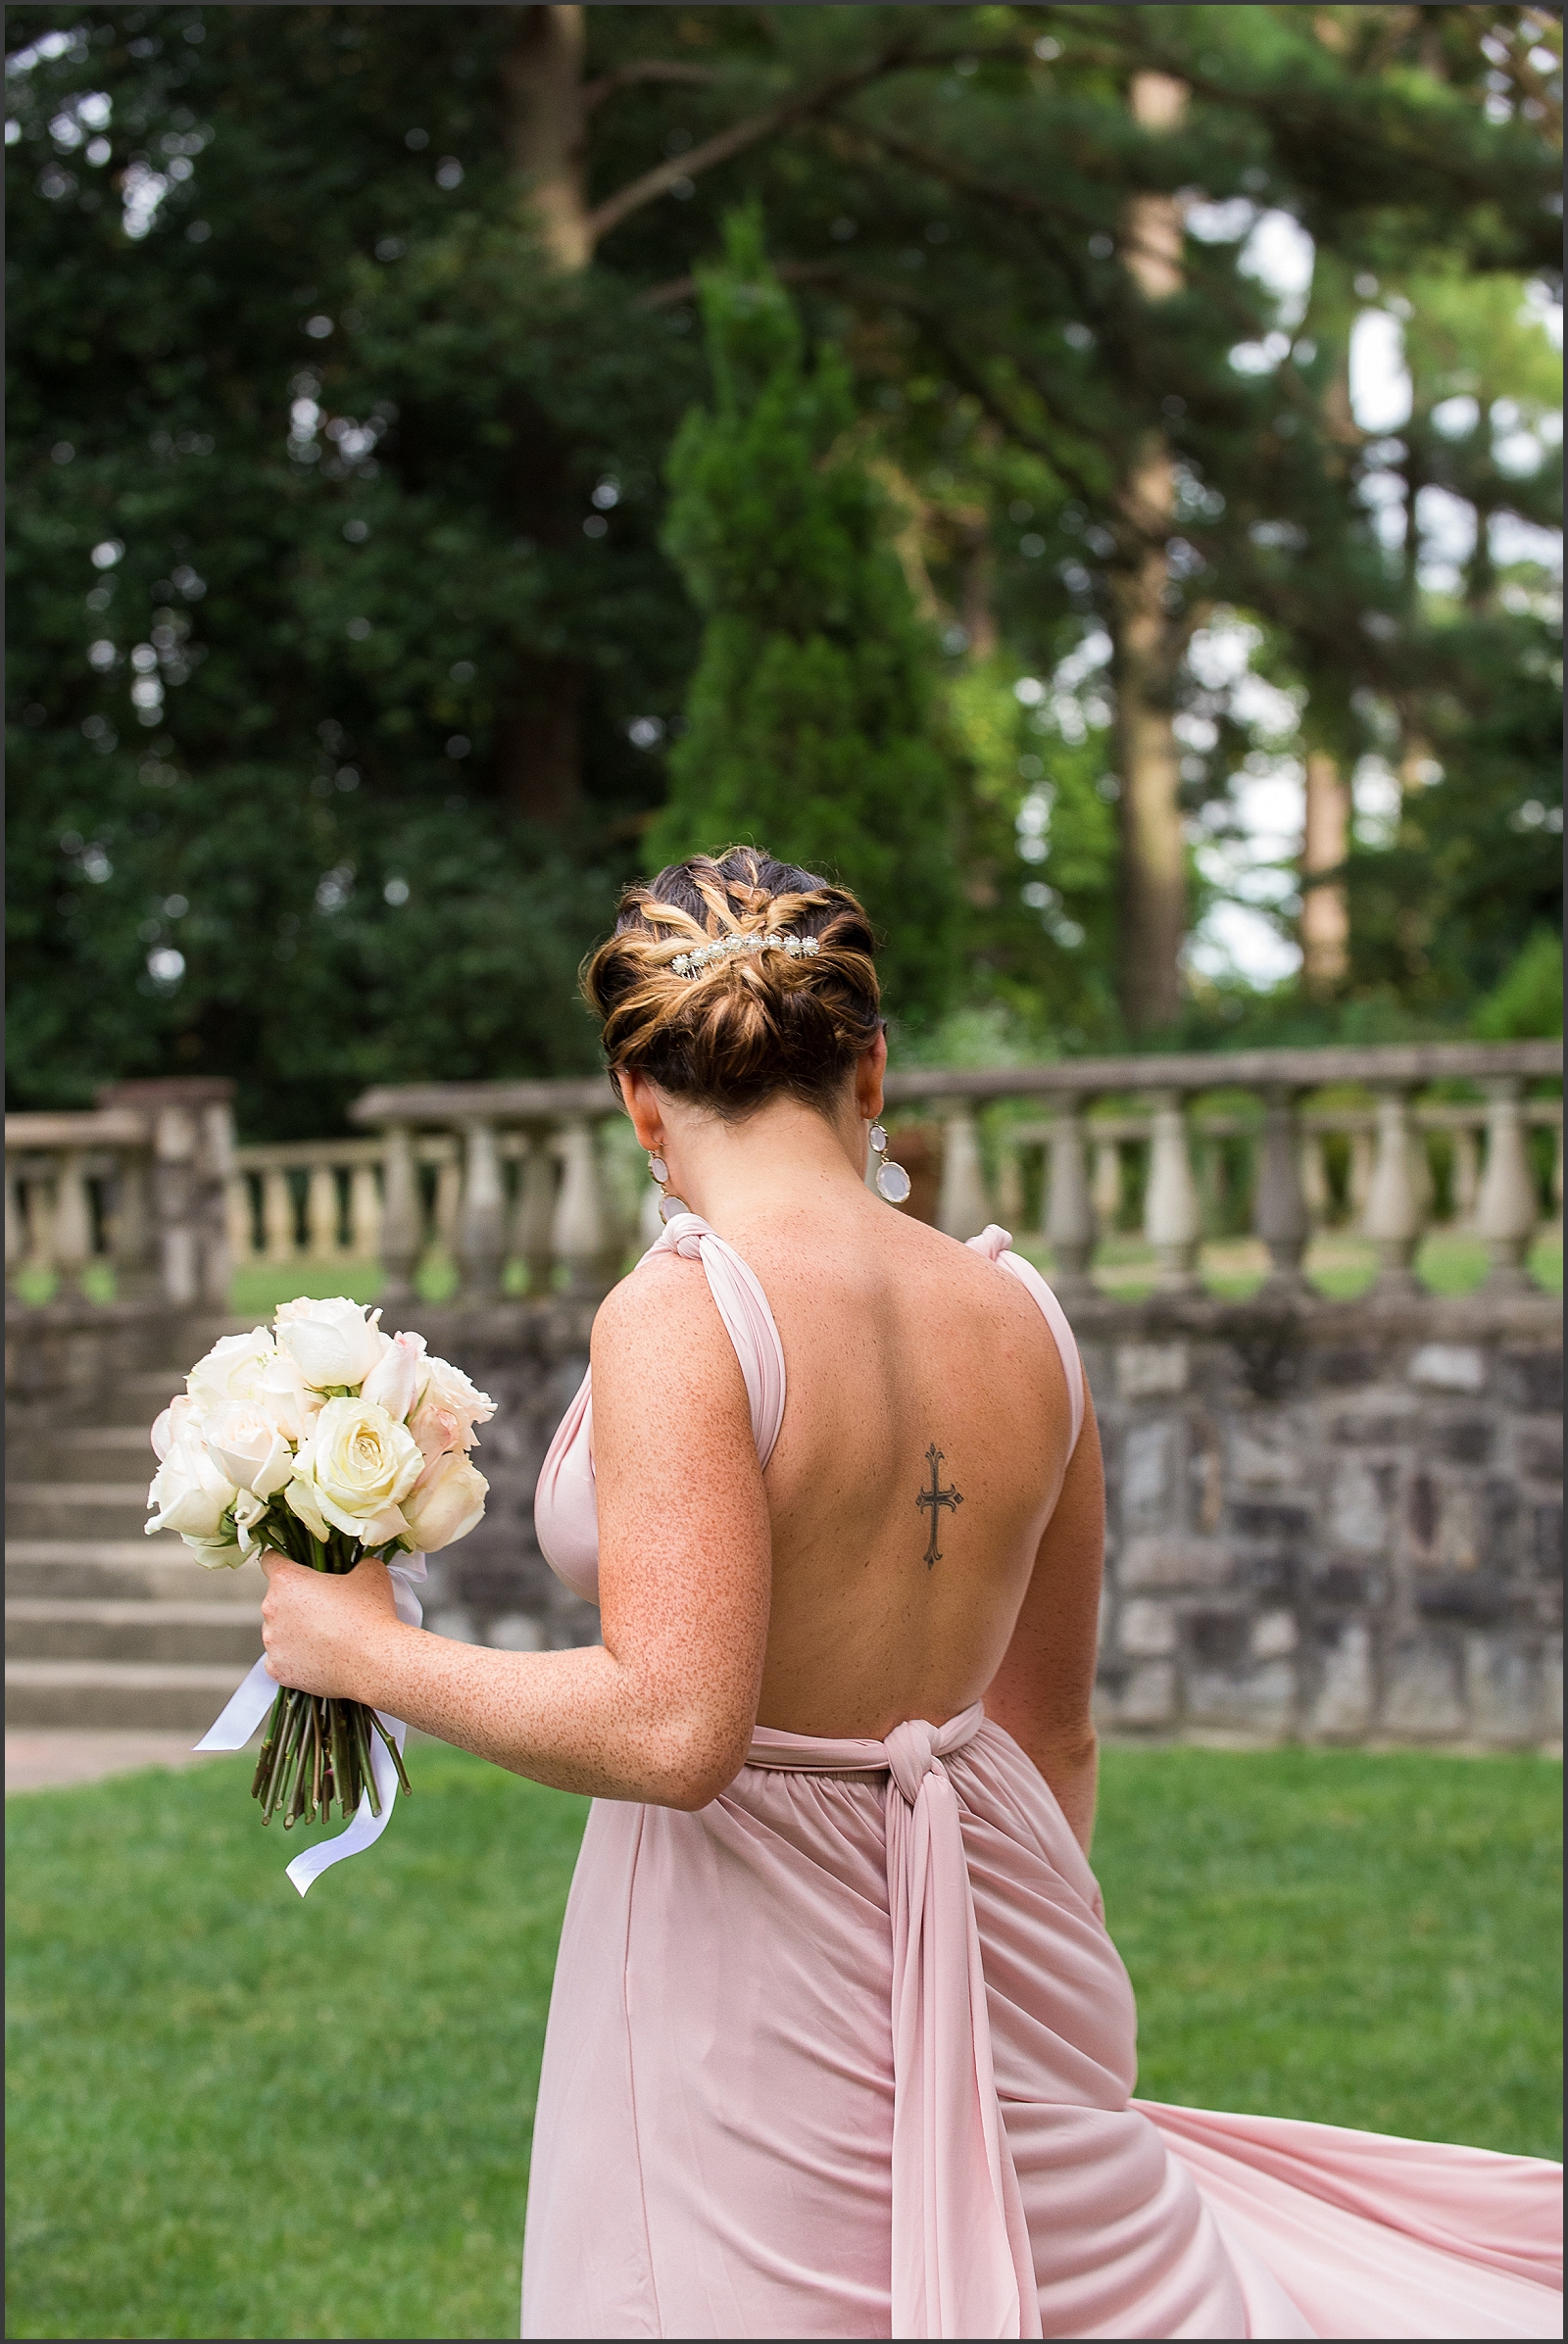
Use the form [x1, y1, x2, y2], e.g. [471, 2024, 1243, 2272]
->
[915, 1442, 963, 1568]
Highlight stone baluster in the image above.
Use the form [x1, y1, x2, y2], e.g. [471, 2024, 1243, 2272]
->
[1092, 1137, 1123, 1229]
[938, 1107, 991, 1242]
[1348, 1126, 1375, 1225]
[306, 1160, 339, 1262]
[1362, 1088, 1423, 1295]
[4, 1159, 25, 1296]
[198, 1097, 235, 1304]
[348, 1162, 382, 1260]
[53, 1147, 95, 1299]
[1044, 1096, 1097, 1298]
[112, 1148, 157, 1299]
[514, 1129, 560, 1294]
[151, 1101, 200, 1305]
[1473, 1077, 1540, 1294]
[1547, 1115, 1563, 1230]
[996, 1139, 1026, 1235]
[262, 1168, 295, 1265]
[553, 1120, 609, 1294]
[1298, 1129, 1331, 1230]
[23, 1164, 55, 1280]
[223, 1173, 255, 1269]
[1253, 1085, 1309, 1293]
[458, 1116, 508, 1303]
[1449, 1122, 1481, 1230]
[1144, 1090, 1202, 1293]
[378, 1124, 421, 1304]
[432, 1151, 464, 1253]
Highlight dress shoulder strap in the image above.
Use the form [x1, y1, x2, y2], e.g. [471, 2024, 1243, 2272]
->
[640, 1212, 787, 1468]
[966, 1223, 1085, 1455]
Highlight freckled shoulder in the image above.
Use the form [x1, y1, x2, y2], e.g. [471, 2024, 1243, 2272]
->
[589, 1248, 738, 1384]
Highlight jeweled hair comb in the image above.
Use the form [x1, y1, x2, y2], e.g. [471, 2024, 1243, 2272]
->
[670, 933, 821, 979]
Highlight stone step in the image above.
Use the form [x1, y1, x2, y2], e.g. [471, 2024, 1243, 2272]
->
[25, 1428, 159, 1484]
[6, 1485, 153, 1539]
[6, 1541, 266, 1604]
[6, 1598, 263, 1666]
[5, 1657, 257, 1732]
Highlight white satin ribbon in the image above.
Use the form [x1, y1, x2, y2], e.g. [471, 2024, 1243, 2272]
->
[194, 1555, 426, 1899]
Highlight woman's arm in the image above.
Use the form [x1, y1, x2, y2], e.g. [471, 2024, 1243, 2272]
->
[258, 1259, 772, 1811]
[982, 1389, 1105, 1852]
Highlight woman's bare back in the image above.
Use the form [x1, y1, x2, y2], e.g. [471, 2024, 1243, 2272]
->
[664, 1189, 1080, 1739]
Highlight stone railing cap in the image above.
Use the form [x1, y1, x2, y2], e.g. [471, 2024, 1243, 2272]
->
[96, 1078, 236, 1107]
[882, 1038, 1562, 1103]
[7, 1110, 150, 1150]
[350, 1077, 615, 1125]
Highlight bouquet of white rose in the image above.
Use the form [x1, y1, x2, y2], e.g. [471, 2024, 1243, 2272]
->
[148, 1297, 495, 1867]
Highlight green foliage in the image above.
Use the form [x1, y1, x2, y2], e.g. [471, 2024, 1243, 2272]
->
[5, 5, 1560, 1111]
[7, 1744, 1559, 2336]
[5, 6, 702, 1136]
[1473, 929, 1565, 1040]
[650, 211, 961, 1022]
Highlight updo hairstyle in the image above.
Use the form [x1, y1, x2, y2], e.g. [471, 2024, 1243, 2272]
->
[581, 846, 882, 1118]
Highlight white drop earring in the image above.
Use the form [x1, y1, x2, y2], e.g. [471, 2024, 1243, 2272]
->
[867, 1122, 911, 1205]
[647, 1148, 688, 1225]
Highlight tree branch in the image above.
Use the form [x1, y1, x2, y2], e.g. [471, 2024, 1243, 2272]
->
[582, 36, 1041, 253]
[583, 44, 925, 250]
[581, 60, 724, 115]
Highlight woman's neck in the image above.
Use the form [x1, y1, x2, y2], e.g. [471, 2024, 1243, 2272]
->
[662, 1095, 870, 1232]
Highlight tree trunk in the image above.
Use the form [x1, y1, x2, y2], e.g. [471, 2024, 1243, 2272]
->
[500, 4, 591, 270]
[1300, 748, 1350, 993]
[492, 9, 591, 825]
[1111, 72, 1188, 1033]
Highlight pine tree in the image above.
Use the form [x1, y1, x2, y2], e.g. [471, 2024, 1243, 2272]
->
[648, 210, 960, 1025]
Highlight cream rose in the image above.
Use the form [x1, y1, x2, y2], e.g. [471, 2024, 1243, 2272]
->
[186, 1328, 275, 1414]
[254, 1348, 320, 1443]
[146, 1430, 240, 1558]
[204, 1405, 294, 1501]
[286, 1393, 423, 1546]
[400, 1448, 489, 1553]
[274, 1296, 391, 1392]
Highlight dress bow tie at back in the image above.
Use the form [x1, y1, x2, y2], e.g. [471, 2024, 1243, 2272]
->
[748, 1704, 1041, 2339]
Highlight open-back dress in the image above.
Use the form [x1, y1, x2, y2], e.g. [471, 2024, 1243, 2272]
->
[522, 1211, 1562, 2341]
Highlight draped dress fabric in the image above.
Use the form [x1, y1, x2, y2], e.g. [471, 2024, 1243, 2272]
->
[523, 1213, 1562, 2342]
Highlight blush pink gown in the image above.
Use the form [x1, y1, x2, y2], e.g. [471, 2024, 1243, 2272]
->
[523, 1213, 1562, 2341]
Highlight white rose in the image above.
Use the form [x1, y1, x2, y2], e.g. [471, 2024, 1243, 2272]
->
[401, 1448, 489, 1553]
[181, 1531, 246, 1572]
[287, 1393, 423, 1546]
[151, 1392, 199, 1461]
[274, 1296, 391, 1392]
[409, 1353, 497, 1457]
[204, 1405, 294, 1501]
[255, 1350, 320, 1444]
[186, 1328, 275, 1413]
[361, 1330, 428, 1423]
[147, 1429, 239, 1543]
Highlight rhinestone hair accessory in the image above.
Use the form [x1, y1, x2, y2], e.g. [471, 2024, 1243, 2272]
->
[670, 932, 821, 980]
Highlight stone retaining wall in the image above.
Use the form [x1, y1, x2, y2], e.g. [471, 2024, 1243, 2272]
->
[9, 1284, 1560, 1749]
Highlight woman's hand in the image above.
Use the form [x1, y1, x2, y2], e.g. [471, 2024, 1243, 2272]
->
[260, 1552, 406, 1701]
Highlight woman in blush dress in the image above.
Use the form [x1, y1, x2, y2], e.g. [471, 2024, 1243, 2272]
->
[258, 847, 1563, 2342]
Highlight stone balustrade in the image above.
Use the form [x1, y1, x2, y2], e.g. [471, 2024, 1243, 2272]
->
[7, 1046, 1560, 1311]
[878, 1040, 1562, 1301]
[6, 1080, 235, 1306]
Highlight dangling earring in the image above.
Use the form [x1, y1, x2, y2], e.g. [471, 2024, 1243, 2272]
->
[868, 1122, 911, 1204]
[647, 1149, 688, 1226]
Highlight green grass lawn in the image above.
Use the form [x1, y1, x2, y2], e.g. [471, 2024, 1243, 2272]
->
[6, 1744, 1560, 2340]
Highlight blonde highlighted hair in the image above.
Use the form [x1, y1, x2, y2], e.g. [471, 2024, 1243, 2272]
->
[581, 846, 882, 1116]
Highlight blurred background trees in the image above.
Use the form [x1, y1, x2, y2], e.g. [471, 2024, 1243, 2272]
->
[7, 2, 1561, 1135]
